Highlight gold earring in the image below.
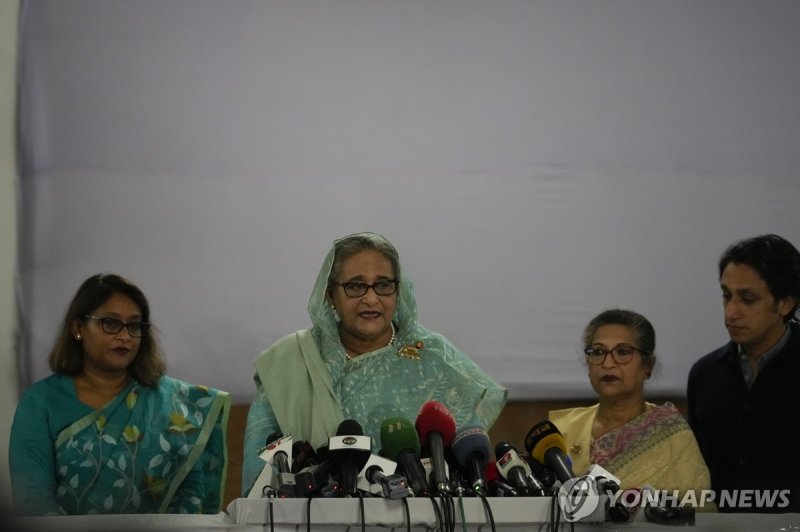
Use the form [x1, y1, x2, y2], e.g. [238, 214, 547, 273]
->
[75, 333, 81, 340]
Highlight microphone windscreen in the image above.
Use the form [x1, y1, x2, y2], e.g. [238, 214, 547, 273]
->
[380, 417, 421, 459]
[524, 420, 568, 465]
[451, 426, 491, 467]
[494, 441, 515, 462]
[337, 419, 364, 436]
[291, 440, 317, 473]
[415, 401, 457, 446]
[315, 444, 330, 463]
[266, 432, 284, 445]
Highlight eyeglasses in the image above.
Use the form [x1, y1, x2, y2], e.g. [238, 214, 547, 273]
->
[584, 344, 646, 365]
[83, 315, 148, 338]
[333, 279, 399, 298]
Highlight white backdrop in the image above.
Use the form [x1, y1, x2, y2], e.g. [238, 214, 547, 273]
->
[17, 0, 800, 402]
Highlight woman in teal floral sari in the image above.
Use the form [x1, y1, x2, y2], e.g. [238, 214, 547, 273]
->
[10, 274, 230, 515]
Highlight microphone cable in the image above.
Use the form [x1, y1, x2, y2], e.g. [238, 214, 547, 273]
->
[441, 493, 456, 532]
[356, 489, 366, 532]
[475, 491, 497, 532]
[262, 489, 276, 532]
[426, 493, 445, 532]
[549, 489, 559, 532]
[548, 489, 576, 532]
[457, 490, 468, 532]
[401, 496, 411, 532]
[305, 495, 312, 532]
[304, 490, 367, 532]
[438, 494, 449, 532]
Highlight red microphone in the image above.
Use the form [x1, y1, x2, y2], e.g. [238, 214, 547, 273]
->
[415, 401, 457, 494]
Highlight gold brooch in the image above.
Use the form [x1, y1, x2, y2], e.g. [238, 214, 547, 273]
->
[398, 341, 424, 361]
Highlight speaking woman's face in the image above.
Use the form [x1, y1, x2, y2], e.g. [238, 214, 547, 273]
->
[329, 249, 398, 354]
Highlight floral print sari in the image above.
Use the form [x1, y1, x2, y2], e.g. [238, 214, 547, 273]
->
[11, 374, 229, 515]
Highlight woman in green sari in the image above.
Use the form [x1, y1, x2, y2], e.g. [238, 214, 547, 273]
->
[242, 232, 507, 494]
[9, 274, 230, 515]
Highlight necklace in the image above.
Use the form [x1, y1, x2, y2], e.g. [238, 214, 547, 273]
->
[343, 322, 396, 360]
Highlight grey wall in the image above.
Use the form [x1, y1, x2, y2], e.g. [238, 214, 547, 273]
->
[1, 0, 20, 508]
[17, 0, 800, 403]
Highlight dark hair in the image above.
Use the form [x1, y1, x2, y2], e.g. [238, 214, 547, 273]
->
[719, 234, 800, 321]
[48, 273, 166, 386]
[582, 309, 656, 369]
[326, 234, 400, 295]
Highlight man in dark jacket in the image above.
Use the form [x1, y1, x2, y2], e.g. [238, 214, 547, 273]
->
[688, 234, 800, 513]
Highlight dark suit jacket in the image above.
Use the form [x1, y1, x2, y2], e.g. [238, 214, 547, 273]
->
[687, 322, 800, 512]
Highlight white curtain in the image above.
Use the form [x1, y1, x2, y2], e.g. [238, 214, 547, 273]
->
[17, 0, 800, 402]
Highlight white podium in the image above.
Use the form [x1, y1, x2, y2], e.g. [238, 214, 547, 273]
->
[227, 496, 606, 530]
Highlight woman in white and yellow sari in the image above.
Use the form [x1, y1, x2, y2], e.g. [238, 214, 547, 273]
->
[549, 309, 710, 507]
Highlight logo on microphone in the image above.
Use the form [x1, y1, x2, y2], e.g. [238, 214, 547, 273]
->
[342, 436, 357, 445]
[558, 475, 601, 522]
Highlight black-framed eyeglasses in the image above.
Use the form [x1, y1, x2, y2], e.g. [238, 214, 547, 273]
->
[333, 279, 399, 298]
[83, 315, 149, 338]
[584, 344, 646, 365]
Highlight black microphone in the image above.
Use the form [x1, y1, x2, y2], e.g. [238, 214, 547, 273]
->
[415, 401, 457, 494]
[485, 461, 519, 497]
[264, 432, 295, 497]
[450, 425, 492, 494]
[524, 420, 575, 485]
[523, 454, 556, 490]
[380, 416, 431, 496]
[329, 419, 372, 496]
[444, 445, 469, 493]
[291, 440, 317, 473]
[294, 444, 334, 496]
[495, 441, 545, 495]
[364, 459, 411, 499]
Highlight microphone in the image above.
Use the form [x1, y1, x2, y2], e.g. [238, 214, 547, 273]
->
[291, 440, 317, 473]
[450, 425, 492, 494]
[524, 420, 575, 485]
[485, 461, 519, 497]
[380, 416, 431, 496]
[586, 464, 621, 496]
[523, 454, 556, 491]
[294, 444, 335, 496]
[495, 441, 545, 495]
[361, 455, 410, 499]
[415, 401, 457, 494]
[585, 464, 635, 523]
[248, 432, 296, 498]
[328, 419, 372, 495]
[267, 433, 296, 497]
[444, 445, 468, 493]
